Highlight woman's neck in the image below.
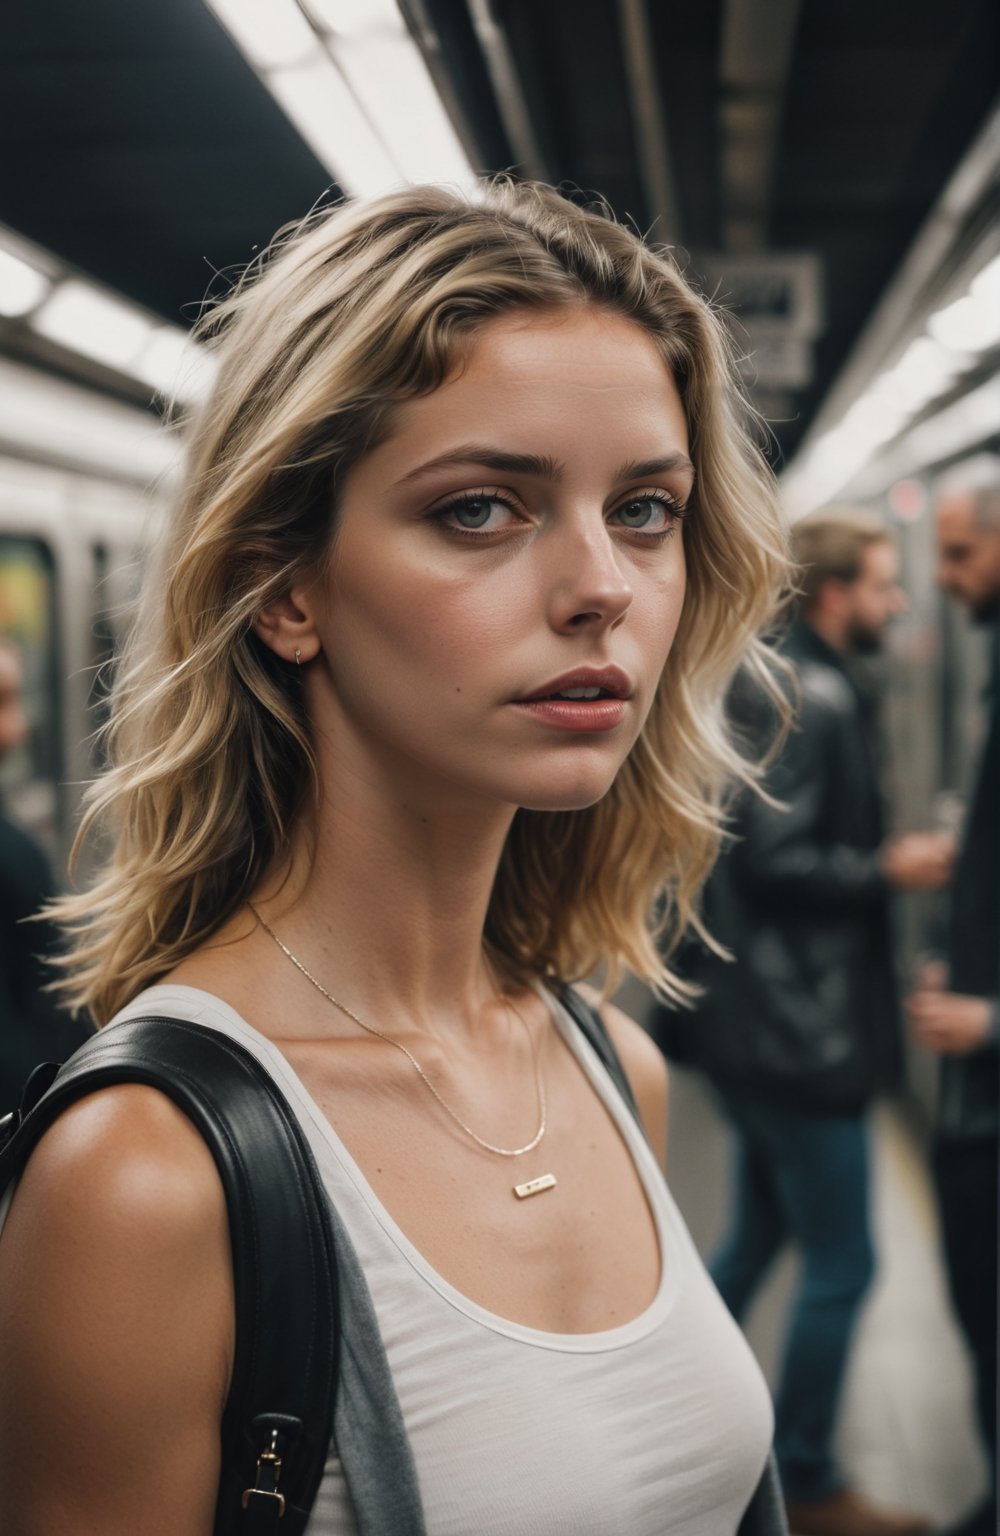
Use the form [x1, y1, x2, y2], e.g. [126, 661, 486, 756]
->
[252, 765, 518, 1034]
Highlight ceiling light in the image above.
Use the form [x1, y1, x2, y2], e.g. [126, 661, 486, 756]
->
[201, 0, 477, 197]
[891, 336, 967, 402]
[971, 252, 1000, 303]
[841, 390, 908, 447]
[803, 429, 849, 478]
[788, 329, 974, 514]
[204, 0, 319, 69]
[1, 227, 214, 409]
[134, 326, 218, 403]
[849, 378, 1000, 498]
[786, 426, 873, 512]
[896, 377, 1000, 475]
[268, 55, 401, 196]
[927, 251, 1000, 353]
[928, 296, 985, 352]
[784, 361, 1000, 518]
[334, 32, 476, 187]
[32, 281, 154, 371]
[0, 248, 52, 318]
[305, 0, 401, 36]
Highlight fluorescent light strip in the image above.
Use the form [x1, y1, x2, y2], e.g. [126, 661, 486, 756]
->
[204, 0, 319, 69]
[306, 0, 401, 35]
[30, 281, 214, 405]
[134, 326, 217, 404]
[332, 32, 475, 187]
[928, 253, 1000, 353]
[33, 281, 155, 371]
[204, 0, 477, 197]
[1, 225, 214, 407]
[849, 377, 1000, 498]
[0, 248, 52, 318]
[783, 251, 999, 519]
[269, 55, 401, 193]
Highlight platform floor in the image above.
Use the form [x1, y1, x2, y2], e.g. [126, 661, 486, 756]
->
[661, 1056, 989, 1530]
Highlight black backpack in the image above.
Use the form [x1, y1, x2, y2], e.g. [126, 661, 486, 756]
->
[0, 987, 664, 1535]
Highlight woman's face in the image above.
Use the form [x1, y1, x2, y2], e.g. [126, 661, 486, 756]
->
[305, 304, 692, 813]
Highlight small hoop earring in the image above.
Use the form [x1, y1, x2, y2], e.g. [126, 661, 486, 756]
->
[294, 647, 302, 666]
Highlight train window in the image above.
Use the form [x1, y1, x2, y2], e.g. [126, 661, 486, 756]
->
[0, 535, 59, 848]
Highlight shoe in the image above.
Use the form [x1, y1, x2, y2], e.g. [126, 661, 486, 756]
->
[784, 1487, 933, 1536]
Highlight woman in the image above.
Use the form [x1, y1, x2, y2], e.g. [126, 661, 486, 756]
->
[0, 180, 788, 1533]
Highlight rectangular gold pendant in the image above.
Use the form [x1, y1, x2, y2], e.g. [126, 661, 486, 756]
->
[513, 1173, 557, 1199]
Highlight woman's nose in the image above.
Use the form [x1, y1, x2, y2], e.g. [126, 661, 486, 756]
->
[545, 521, 634, 633]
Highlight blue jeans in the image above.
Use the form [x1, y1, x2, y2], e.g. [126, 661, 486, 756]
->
[710, 1096, 875, 1502]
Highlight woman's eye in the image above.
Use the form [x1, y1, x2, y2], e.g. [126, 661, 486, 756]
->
[435, 492, 520, 535]
[611, 494, 684, 534]
[453, 497, 501, 529]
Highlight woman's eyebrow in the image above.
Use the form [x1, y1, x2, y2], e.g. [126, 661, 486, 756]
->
[395, 446, 695, 486]
[616, 454, 695, 481]
[394, 446, 565, 484]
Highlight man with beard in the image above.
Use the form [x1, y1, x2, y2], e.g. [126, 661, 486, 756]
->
[906, 479, 1000, 1536]
[666, 508, 952, 1536]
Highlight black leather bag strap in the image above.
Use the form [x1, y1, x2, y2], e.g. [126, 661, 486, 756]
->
[0, 1017, 339, 1536]
[556, 984, 643, 1127]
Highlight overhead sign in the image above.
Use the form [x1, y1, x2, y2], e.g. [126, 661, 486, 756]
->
[695, 252, 824, 340]
[738, 335, 813, 390]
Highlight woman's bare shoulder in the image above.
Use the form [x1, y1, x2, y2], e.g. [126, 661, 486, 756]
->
[575, 984, 668, 1170]
[574, 984, 667, 1088]
[0, 1085, 233, 1534]
[5, 1081, 230, 1248]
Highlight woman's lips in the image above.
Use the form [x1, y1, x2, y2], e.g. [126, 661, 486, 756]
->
[509, 697, 628, 732]
[518, 665, 632, 703]
[511, 665, 633, 732]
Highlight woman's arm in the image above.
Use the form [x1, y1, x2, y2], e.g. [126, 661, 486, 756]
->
[0, 1085, 235, 1536]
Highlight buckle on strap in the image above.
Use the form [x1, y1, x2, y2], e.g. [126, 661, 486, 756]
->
[241, 1428, 287, 1518]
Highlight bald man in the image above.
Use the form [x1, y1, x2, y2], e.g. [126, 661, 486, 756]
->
[907, 483, 1000, 1536]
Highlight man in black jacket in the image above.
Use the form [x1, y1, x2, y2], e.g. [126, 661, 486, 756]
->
[906, 481, 1000, 1536]
[673, 510, 950, 1536]
[0, 640, 84, 1112]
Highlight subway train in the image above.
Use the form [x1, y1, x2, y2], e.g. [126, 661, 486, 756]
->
[0, 367, 174, 869]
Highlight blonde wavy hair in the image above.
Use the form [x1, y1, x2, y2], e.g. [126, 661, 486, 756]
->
[54, 179, 790, 1024]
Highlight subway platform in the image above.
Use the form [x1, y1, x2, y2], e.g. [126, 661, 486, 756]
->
[663, 1057, 989, 1530]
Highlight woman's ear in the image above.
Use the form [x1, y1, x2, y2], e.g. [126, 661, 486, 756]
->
[253, 585, 322, 665]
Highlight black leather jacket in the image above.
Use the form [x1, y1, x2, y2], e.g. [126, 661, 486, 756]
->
[675, 621, 903, 1113]
[938, 624, 999, 1140]
[0, 807, 87, 1112]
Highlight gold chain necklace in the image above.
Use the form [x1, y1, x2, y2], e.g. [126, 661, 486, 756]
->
[250, 905, 557, 1197]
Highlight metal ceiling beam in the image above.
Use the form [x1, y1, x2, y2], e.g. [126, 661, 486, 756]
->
[718, 0, 802, 250]
[401, 0, 491, 173]
[781, 101, 1000, 502]
[465, 0, 550, 181]
[617, 0, 682, 242]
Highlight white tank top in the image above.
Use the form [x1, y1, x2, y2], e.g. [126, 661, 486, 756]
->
[110, 983, 773, 1534]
